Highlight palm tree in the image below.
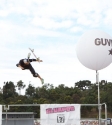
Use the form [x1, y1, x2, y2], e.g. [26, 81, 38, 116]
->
[16, 80, 26, 95]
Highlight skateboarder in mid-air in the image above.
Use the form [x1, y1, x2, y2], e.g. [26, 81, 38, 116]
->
[16, 58, 44, 84]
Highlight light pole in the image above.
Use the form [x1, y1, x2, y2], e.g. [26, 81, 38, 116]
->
[96, 70, 101, 125]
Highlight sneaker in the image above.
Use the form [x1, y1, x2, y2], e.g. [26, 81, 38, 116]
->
[41, 78, 44, 84]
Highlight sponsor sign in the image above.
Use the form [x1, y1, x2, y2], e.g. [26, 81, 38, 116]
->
[40, 104, 80, 125]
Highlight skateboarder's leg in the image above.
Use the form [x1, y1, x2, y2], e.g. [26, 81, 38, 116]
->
[29, 64, 44, 84]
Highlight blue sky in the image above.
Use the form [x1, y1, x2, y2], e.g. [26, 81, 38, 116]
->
[1, 0, 112, 94]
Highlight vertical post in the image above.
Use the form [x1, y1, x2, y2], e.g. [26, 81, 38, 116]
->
[4, 105, 9, 125]
[5, 109, 7, 125]
[96, 70, 101, 125]
[104, 103, 107, 125]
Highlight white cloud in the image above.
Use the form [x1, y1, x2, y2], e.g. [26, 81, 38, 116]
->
[31, 16, 73, 29]
[0, 0, 111, 31]
[70, 26, 83, 33]
[0, 0, 112, 95]
[104, 9, 112, 26]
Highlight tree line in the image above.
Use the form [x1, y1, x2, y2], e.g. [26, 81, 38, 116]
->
[1, 80, 112, 118]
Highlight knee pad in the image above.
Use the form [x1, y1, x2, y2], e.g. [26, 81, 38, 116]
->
[33, 73, 39, 77]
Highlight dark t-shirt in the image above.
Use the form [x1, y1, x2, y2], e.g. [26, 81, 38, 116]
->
[16, 59, 36, 69]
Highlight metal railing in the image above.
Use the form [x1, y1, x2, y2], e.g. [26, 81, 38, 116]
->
[2, 103, 107, 125]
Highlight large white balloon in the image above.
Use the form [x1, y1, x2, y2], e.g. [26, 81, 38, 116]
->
[76, 30, 112, 70]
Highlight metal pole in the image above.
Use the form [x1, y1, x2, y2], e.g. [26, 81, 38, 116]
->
[96, 70, 101, 125]
[4, 105, 9, 125]
[104, 103, 107, 125]
[6, 110, 7, 125]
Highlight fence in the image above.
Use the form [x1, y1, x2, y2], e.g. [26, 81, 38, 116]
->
[2, 103, 108, 125]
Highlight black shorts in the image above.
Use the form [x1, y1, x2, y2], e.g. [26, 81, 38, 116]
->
[24, 64, 39, 77]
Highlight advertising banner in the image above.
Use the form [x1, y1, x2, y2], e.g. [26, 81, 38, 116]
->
[40, 104, 80, 125]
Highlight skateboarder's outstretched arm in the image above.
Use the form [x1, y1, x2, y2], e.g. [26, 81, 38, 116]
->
[36, 57, 43, 62]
